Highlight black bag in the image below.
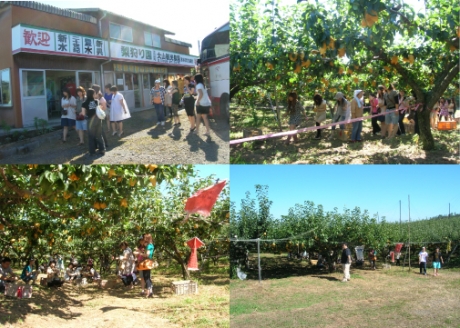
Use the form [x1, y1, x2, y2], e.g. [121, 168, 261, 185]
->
[61, 109, 68, 116]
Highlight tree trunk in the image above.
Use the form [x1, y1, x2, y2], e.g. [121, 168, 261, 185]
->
[418, 101, 435, 150]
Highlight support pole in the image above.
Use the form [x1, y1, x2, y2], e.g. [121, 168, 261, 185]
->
[257, 238, 262, 283]
[408, 195, 411, 271]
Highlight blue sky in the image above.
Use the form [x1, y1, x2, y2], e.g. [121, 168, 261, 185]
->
[195, 165, 229, 182]
[37, 0, 229, 56]
[230, 165, 460, 222]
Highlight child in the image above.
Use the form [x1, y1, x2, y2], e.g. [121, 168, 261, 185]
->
[369, 93, 381, 136]
[284, 92, 306, 144]
[439, 97, 449, 122]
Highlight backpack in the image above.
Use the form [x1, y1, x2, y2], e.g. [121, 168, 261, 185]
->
[172, 88, 181, 105]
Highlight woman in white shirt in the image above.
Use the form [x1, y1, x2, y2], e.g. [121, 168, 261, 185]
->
[119, 241, 135, 289]
[194, 74, 212, 136]
[110, 86, 130, 137]
[60, 87, 77, 143]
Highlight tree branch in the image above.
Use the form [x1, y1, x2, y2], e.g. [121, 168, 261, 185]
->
[428, 62, 460, 109]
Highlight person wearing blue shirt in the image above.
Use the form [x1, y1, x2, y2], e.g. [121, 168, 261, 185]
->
[21, 258, 39, 284]
[142, 234, 155, 298]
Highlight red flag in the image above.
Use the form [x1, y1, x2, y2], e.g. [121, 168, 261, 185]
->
[186, 237, 205, 271]
[394, 243, 404, 253]
[185, 180, 227, 217]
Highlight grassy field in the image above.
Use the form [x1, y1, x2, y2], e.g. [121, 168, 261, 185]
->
[0, 260, 229, 328]
[230, 105, 460, 164]
[230, 256, 460, 328]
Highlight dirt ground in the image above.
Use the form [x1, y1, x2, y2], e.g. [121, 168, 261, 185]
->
[230, 106, 460, 164]
[0, 109, 229, 164]
[230, 262, 460, 328]
[0, 272, 229, 328]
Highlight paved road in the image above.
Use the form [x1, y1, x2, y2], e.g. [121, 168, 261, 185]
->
[0, 108, 229, 164]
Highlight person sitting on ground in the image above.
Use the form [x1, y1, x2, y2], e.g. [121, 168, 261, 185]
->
[0, 257, 18, 293]
[64, 262, 78, 282]
[82, 264, 101, 283]
[21, 258, 39, 285]
[46, 261, 64, 287]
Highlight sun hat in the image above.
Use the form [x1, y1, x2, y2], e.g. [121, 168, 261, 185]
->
[335, 92, 344, 100]
[154, 79, 160, 84]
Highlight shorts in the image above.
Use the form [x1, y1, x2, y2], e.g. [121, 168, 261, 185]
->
[185, 106, 195, 117]
[172, 104, 179, 117]
[433, 262, 441, 269]
[196, 105, 210, 115]
[61, 118, 76, 127]
[76, 119, 87, 131]
[385, 108, 398, 125]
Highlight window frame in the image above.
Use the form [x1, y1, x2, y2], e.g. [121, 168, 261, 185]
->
[144, 31, 161, 48]
[109, 22, 133, 43]
[0, 68, 13, 107]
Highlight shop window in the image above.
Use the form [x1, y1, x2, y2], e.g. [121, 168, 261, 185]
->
[142, 74, 149, 89]
[22, 71, 44, 97]
[115, 73, 124, 91]
[125, 73, 133, 91]
[144, 32, 161, 48]
[0, 68, 12, 106]
[110, 22, 133, 43]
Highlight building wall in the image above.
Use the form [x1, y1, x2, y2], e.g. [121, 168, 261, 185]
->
[12, 5, 98, 36]
[0, 5, 18, 127]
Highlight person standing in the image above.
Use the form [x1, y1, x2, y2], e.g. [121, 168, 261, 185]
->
[283, 92, 306, 144]
[110, 86, 130, 137]
[341, 243, 352, 282]
[396, 89, 407, 136]
[194, 74, 212, 137]
[75, 86, 87, 146]
[368, 249, 376, 270]
[151, 80, 166, 126]
[369, 93, 381, 136]
[419, 246, 429, 275]
[133, 238, 146, 295]
[92, 85, 109, 150]
[432, 247, 444, 277]
[119, 241, 135, 289]
[438, 97, 449, 122]
[182, 83, 197, 133]
[350, 90, 364, 142]
[104, 84, 112, 133]
[164, 79, 173, 118]
[377, 86, 388, 138]
[396, 252, 401, 266]
[171, 81, 182, 126]
[313, 94, 327, 140]
[60, 87, 77, 143]
[142, 233, 155, 298]
[82, 89, 105, 156]
[331, 92, 347, 137]
[384, 83, 399, 139]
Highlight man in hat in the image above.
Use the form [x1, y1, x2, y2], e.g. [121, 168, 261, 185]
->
[150, 79, 166, 126]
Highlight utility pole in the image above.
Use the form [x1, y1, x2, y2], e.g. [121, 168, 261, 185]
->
[408, 195, 411, 271]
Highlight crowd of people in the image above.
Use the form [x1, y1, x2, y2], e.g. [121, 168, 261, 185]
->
[58, 73, 213, 157]
[0, 234, 157, 296]
[284, 84, 459, 144]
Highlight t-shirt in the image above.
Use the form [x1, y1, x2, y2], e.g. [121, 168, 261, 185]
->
[371, 98, 379, 114]
[384, 90, 399, 109]
[46, 267, 60, 283]
[21, 265, 33, 280]
[90, 268, 100, 280]
[82, 99, 99, 119]
[0, 266, 14, 286]
[61, 96, 77, 120]
[183, 92, 195, 110]
[341, 248, 351, 264]
[146, 243, 155, 259]
[433, 251, 442, 262]
[195, 83, 211, 107]
[104, 92, 112, 108]
[419, 251, 428, 262]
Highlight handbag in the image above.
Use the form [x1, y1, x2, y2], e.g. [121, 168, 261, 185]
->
[137, 259, 159, 271]
[76, 113, 85, 121]
[96, 105, 106, 120]
[61, 109, 68, 116]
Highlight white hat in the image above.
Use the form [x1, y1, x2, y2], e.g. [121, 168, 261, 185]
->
[155, 79, 160, 84]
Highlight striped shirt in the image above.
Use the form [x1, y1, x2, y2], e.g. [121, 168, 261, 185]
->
[150, 87, 166, 105]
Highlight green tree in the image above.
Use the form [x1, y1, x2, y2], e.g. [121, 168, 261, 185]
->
[231, 0, 459, 150]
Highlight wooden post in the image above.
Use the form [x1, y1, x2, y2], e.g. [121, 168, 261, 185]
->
[257, 238, 262, 283]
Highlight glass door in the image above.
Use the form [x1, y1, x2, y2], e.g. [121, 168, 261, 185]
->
[133, 73, 141, 108]
[20, 69, 47, 127]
